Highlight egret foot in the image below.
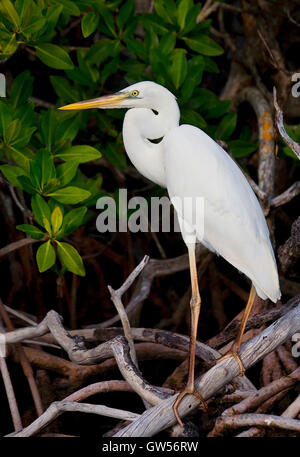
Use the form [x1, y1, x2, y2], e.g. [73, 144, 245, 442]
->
[173, 384, 208, 427]
[216, 342, 245, 377]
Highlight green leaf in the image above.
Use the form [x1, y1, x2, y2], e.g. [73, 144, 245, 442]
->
[169, 49, 188, 89]
[55, 145, 101, 163]
[52, 0, 80, 17]
[10, 126, 36, 148]
[0, 33, 18, 57]
[0, 101, 13, 137]
[160, 0, 177, 23]
[0, 164, 24, 187]
[42, 216, 52, 236]
[0, 0, 21, 30]
[117, 0, 134, 30]
[31, 194, 51, 228]
[97, 4, 116, 37]
[125, 37, 147, 60]
[141, 14, 170, 35]
[104, 142, 127, 170]
[228, 139, 258, 158]
[7, 145, 34, 172]
[81, 12, 99, 38]
[44, 4, 63, 32]
[56, 241, 85, 276]
[30, 149, 56, 190]
[48, 198, 64, 215]
[56, 161, 78, 186]
[203, 56, 219, 73]
[181, 109, 207, 130]
[36, 241, 56, 273]
[35, 44, 74, 70]
[61, 207, 87, 235]
[181, 3, 201, 34]
[51, 206, 63, 234]
[18, 175, 36, 194]
[14, 102, 35, 128]
[181, 57, 204, 101]
[183, 35, 223, 56]
[21, 18, 46, 38]
[214, 113, 237, 141]
[86, 39, 118, 64]
[55, 116, 81, 143]
[154, 0, 174, 24]
[10, 70, 33, 107]
[47, 186, 91, 204]
[159, 32, 176, 55]
[5, 119, 22, 145]
[16, 224, 45, 240]
[40, 109, 57, 151]
[50, 75, 78, 102]
[99, 57, 119, 85]
[177, 0, 193, 30]
[282, 146, 299, 160]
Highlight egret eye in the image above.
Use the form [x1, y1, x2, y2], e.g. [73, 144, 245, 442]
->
[131, 90, 139, 97]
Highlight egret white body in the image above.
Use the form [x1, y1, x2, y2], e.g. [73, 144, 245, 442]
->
[121, 82, 280, 302]
[60, 80, 281, 424]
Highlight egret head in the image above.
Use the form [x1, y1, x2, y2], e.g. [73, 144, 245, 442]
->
[59, 81, 176, 112]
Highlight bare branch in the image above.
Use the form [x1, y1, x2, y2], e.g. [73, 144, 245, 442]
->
[0, 237, 40, 259]
[221, 367, 300, 417]
[208, 413, 300, 436]
[9, 401, 140, 437]
[108, 256, 149, 366]
[236, 87, 275, 199]
[111, 336, 171, 406]
[114, 302, 300, 436]
[0, 357, 22, 432]
[273, 86, 300, 161]
[95, 245, 209, 329]
[271, 181, 300, 208]
[278, 217, 300, 274]
[282, 394, 300, 419]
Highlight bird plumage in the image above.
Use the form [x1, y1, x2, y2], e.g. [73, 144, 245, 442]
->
[59, 80, 281, 303]
[121, 82, 280, 303]
[163, 124, 280, 302]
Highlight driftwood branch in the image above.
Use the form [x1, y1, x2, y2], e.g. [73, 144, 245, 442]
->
[114, 302, 300, 436]
[0, 301, 43, 418]
[0, 237, 39, 259]
[236, 87, 275, 198]
[0, 357, 22, 432]
[278, 217, 300, 274]
[95, 245, 209, 328]
[10, 400, 139, 437]
[220, 367, 300, 417]
[111, 336, 171, 406]
[271, 181, 300, 208]
[108, 255, 149, 367]
[208, 413, 300, 436]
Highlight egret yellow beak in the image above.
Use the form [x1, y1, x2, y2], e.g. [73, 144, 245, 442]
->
[58, 93, 128, 110]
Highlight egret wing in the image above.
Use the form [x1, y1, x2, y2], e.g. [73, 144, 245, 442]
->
[163, 124, 280, 302]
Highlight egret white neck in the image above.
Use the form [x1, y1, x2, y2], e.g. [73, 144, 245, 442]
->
[122, 96, 180, 187]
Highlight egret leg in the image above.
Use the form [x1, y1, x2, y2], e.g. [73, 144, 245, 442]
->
[216, 284, 257, 376]
[173, 246, 207, 427]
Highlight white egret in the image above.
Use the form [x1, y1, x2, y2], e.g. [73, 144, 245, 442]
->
[59, 81, 281, 426]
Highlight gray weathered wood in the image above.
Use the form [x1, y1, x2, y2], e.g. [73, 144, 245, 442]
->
[115, 302, 300, 436]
